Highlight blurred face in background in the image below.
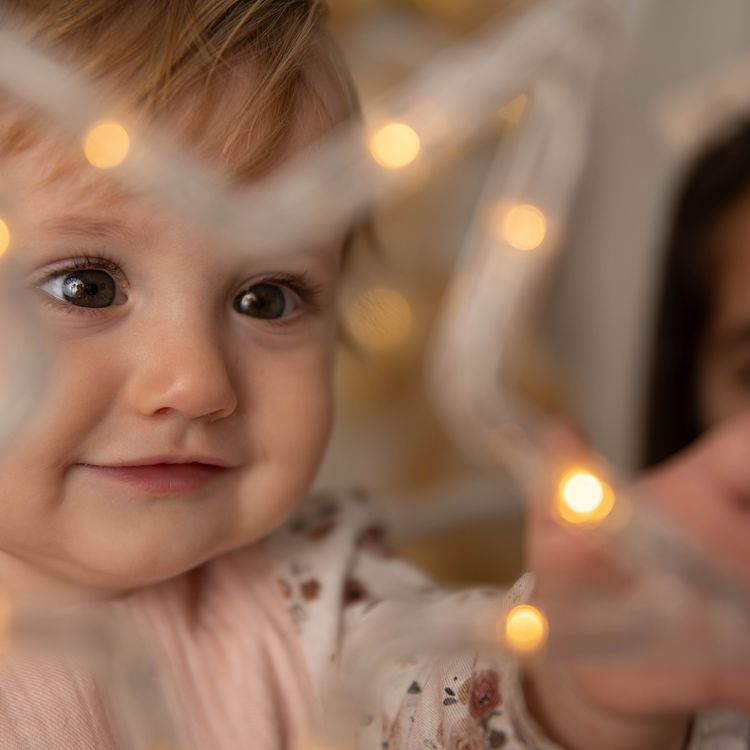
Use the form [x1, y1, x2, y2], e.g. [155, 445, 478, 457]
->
[697, 189, 750, 426]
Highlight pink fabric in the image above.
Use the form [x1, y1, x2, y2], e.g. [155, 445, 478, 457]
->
[122, 542, 317, 750]
[0, 653, 121, 750]
[0, 543, 316, 750]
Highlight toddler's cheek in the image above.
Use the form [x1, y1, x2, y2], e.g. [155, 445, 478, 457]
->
[9, 345, 122, 467]
[271, 377, 333, 497]
[234, 357, 334, 538]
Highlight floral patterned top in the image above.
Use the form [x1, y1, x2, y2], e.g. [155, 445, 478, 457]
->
[266, 488, 750, 750]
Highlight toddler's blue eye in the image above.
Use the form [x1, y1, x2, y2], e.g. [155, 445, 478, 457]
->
[39, 269, 123, 308]
[233, 283, 297, 320]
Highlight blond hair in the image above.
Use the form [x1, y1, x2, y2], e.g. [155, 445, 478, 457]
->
[1, 0, 359, 178]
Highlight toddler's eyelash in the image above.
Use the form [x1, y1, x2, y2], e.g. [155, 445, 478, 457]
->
[66, 254, 123, 276]
[255, 271, 326, 316]
[40, 253, 124, 279]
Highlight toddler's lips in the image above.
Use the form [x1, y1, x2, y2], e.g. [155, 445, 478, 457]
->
[81, 463, 229, 495]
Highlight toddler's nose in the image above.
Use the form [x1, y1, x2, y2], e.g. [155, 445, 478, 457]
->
[124, 321, 238, 422]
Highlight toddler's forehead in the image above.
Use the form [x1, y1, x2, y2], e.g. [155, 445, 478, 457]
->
[173, 57, 355, 179]
[4, 144, 149, 235]
[4, 55, 352, 205]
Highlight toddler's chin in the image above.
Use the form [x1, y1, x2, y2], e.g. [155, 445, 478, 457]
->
[50, 522, 231, 598]
[46, 466, 316, 600]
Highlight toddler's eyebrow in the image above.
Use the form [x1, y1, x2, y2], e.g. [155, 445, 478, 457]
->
[40, 213, 355, 266]
[41, 215, 140, 243]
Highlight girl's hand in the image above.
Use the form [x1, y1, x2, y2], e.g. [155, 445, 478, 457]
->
[523, 412, 750, 750]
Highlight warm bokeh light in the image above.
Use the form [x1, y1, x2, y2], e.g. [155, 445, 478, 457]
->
[503, 604, 548, 655]
[347, 287, 414, 353]
[83, 120, 130, 169]
[491, 202, 547, 251]
[556, 469, 615, 526]
[0, 218, 10, 257]
[369, 122, 421, 169]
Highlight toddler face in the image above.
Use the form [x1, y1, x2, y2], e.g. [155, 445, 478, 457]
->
[0, 109, 343, 604]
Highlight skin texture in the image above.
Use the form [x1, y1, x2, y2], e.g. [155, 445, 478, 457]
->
[0, 92, 344, 606]
[698, 189, 750, 426]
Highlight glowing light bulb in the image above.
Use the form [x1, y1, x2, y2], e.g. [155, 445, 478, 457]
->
[503, 604, 548, 655]
[347, 287, 414, 353]
[83, 120, 130, 169]
[0, 218, 10, 257]
[369, 122, 421, 170]
[492, 203, 547, 251]
[556, 469, 614, 526]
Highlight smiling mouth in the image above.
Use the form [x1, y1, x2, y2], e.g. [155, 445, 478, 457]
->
[79, 463, 230, 495]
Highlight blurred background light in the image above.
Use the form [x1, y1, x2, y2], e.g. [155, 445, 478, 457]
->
[556, 469, 615, 526]
[369, 122, 422, 169]
[83, 120, 130, 169]
[503, 603, 548, 654]
[347, 287, 415, 353]
[494, 202, 547, 251]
